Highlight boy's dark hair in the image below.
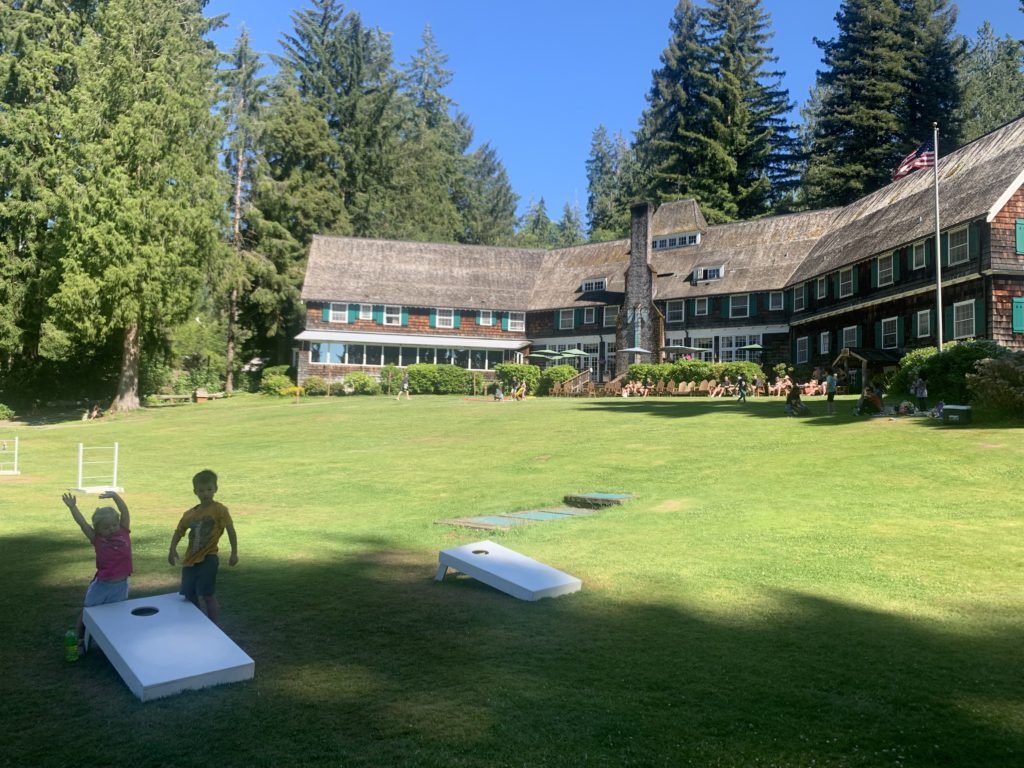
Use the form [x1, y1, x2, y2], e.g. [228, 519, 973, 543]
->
[193, 469, 218, 487]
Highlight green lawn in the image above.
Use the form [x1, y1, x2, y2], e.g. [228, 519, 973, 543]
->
[2, 394, 1022, 767]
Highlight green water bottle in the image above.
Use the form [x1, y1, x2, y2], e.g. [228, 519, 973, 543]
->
[64, 629, 79, 662]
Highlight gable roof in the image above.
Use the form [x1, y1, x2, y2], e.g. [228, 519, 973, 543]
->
[790, 116, 1024, 284]
[651, 198, 708, 235]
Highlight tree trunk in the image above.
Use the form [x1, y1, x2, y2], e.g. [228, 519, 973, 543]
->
[225, 285, 238, 395]
[225, 143, 247, 396]
[111, 323, 141, 412]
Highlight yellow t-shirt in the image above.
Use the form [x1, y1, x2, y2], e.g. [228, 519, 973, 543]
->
[174, 501, 232, 566]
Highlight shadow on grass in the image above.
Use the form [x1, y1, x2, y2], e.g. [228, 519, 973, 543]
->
[7, 533, 1021, 767]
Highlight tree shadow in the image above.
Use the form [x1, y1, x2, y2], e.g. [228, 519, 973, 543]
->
[6, 532, 1021, 767]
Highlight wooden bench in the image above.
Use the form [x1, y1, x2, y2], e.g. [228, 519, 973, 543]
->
[154, 394, 191, 403]
[192, 389, 226, 402]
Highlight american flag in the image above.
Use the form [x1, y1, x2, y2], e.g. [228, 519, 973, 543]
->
[893, 140, 936, 180]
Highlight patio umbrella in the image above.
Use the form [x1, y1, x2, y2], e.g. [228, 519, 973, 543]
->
[528, 349, 560, 358]
[619, 346, 652, 354]
[737, 343, 764, 351]
[662, 344, 704, 354]
[559, 348, 587, 357]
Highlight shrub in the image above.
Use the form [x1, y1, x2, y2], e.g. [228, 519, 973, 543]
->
[919, 339, 1007, 403]
[667, 360, 716, 383]
[0, 402, 14, 421]
[379, 364, 400, 396]
[279, 386, 304, 398]
[967, 352, 1024, 418]
[538, 364, 579, 395]
[406, 364, 439, 394]
[626, 363, 674, 383]
[434, 364, 473, 394]
[890, 346, 938, 397]
[302, 376, 328, 396]
[260, 373, 293, 395]
[263, 364, 291, 378]
[344, 371, 380, 395]
[494, 363, 540, 395]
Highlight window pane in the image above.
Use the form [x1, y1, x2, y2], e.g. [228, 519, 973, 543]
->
[401, 348, 417, 366]
[438, 349, 454, 365]
[454, 349, 469, 368]
[471, 350, 486, 369]
[487, 351, 503, 369]
[383, 346, 399, 365]
[348, 345, 365, 365]
[328, 343, 345, 364]
[311, 343, 324, 364]
[366, 346, 382, 366]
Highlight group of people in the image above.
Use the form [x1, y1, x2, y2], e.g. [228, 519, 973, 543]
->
[494, 378, 526, 401]
[784, 368, 840, 416]
[63, 469, 238, 659]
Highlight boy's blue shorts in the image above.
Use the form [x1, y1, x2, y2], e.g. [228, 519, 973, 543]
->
[180, 554, 219, 598]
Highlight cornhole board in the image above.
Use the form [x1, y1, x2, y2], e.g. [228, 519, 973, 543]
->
[435, 539, 581, 601]
[563, 492, 634, 509]
[82, 593, 254, 701]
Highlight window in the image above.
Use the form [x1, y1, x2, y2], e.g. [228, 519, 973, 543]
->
[666, 300, 684, 323]
[508, 311, 525, 332]
[839, 268, 853, 298]
[881, 316, 898, 349]
[842, 326, 858, 349]
[948, 226, 969, 265]
[559, 309, 575, 330]
[796, 336, 809, 364]
[721, 334, 761, 362]
[603, 305, 618, 326]
[687, 234, 699, 245]
[582, 278, 606, 292]
[580, 307, 593, 324]
[692, 337, 713, 361]
[359, 304, 372, 320]
[793, 284, 805, 312]
[655, 238, 668, 249]
[384, 305, 402, 326]
[329, 303, 348, 323]
[769, 291, 783, 310]
[916, 309, 931, 338]
[912, 242, 926, 270]
[694, 297, 708, 316]
[820, 332, 830, 355]
[817, 277, 827, 300]
[436, 308, 454, 329]
[877, 254, 893, 287]
[310, 342, 346, 365]
[695, 265, 723, 281]
[953, 300, 975, 339]
[478, 310, 494, 327]
[730, 295, 749, 319]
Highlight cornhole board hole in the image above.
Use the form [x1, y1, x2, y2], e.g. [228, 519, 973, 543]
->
[436, 539, 581, 601]
[563, 492, 634, 509]
[83, 593, 254, 701]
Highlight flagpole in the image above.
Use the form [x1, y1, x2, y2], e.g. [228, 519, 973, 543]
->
[933, 122, 943, 353]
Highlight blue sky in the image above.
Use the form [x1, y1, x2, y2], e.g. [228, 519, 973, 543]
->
[205, 1, 1024, 222]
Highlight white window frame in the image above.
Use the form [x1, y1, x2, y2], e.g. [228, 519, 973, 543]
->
[877, 254, 894, 287]
[478, 310, 494, 327]
[953, 300, 975, 339]
[817, 277, 827, 300]
[796, 336, 809, 364]
[359, 304, 373, 320]
[384, 305, 402, 326]
[769, 291, 783, 310]
[666, 300, 684, 323]
[881, 316, 898, 349]
[603, 305, 618, 327]
[916, 309, 931, 338]
[948, 226, 969, 265]
[839, 268, 853, 298]
[694, 297, 708, 317]
[793, 284, 805, 312]
[436, 308, 454, 329]
[730, 294, 749, 319]
[508, 311, 525, 332]
[582, 278, 606, 292]
[820, 332, 830, 355]
[329, 302, 349, 323]
[583, 307, 595, 324]
[696, 265, 723, 281]
[842, 325, 858, 349]
[559, 309, 575, 330]
[912, 242, 926, 270]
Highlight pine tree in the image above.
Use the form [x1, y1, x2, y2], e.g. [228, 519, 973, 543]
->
[556, 202, 585, 248]
[515, 198, 558, 249]
[956, 22, 1024, 143]
[48, 0, 225, 411]
[218, 27, 269, 395]
[457, 142, 518, 245]
[585, 126, 637, 241]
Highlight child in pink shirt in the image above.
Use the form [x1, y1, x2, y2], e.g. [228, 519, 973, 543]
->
[62, 491, 133, 656]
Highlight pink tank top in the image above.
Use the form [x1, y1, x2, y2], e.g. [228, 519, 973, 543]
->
[94, 528, 133, 581]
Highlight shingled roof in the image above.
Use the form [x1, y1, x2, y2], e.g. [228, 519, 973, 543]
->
[302, 237, 546, 310]
[651, 198, 708, 236]
[790, 116, 1024, 284]
[652, 208, 840, 299]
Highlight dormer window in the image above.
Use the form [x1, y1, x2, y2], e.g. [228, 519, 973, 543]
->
[653, 231, 701, 250]
[694, 265, 723, 281]
[581, 278, 606, 293]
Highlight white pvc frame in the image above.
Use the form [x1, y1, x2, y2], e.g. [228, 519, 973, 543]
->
[0, 436, 19, 475]
[74, 442, 123, 493]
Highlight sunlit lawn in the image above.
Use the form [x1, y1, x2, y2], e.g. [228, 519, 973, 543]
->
[1, 393, 1022, 767]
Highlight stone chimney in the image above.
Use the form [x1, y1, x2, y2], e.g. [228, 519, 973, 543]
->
[615, 202, 656, 375]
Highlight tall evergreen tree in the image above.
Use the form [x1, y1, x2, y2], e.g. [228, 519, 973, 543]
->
[556, 202, 585, 248]
[218, 27, 268, 394]
[47, 0, 225, 410]
[515, 198, 557, 249]
[457, 142, 518, 245]
[956, 22, 1024, 143]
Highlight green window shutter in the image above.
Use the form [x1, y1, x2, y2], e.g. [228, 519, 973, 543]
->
[372, 305, 383, 324]
[968, 222, 979, 259]
[943, 304, 953, 341]
[575, 308, 584, 327]
[925, 238, 933, 267]
[833, 273, 841, 296]
[429, 309, 437, 328]
[749, 294, 757, 317]
[873, 320, 882, 348]
[554, 310, 560, 327]
[975, 298, 984, 336]
[851, 268, 859, 294]
[941, 233, 949, 267]
[501, 313, 509, 331]
[321, 306, 330, 322]
[896, 316, 904, 347]
[401, 307, 409, 326]
[1016, 220, 1024, 254]
[348, 304, 359, 323]
[721, 297, 730, 318]
[870, 260, 878, 288]
[856, 326, 862, 347]
[784, 291, 793, 312]
[912, 311, 918, 337]
[453, 310, 461, 329]
[892, 251, 901, 281]
[1013, 298, 1024, 333]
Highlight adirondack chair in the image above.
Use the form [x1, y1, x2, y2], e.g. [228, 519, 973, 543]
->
[695, 379, 713, 396]
[679, 380, 695, 396]
[655, 379, 667, 395]
[586, 381, 597, 397]
[551, 380, 563, 397]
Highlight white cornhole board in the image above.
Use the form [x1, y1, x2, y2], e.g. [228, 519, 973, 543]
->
[83, 593, 254, 701]
[435, 539, 581, 601]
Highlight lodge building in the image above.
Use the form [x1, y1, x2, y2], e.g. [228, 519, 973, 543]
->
[296, 115, 1024, 388]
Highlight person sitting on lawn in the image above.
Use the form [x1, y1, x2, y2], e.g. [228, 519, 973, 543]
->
[493, 381, 504, 401]
[784, 385, 809, 416]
